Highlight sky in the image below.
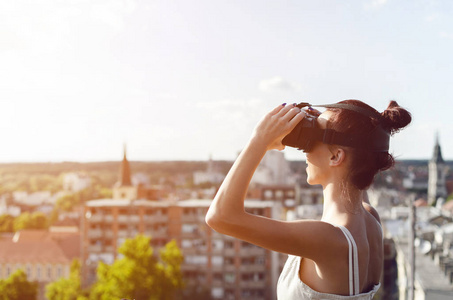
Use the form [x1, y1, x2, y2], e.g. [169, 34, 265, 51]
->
[1, 0, 453, 162]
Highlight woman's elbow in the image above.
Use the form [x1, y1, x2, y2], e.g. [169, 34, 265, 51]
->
[205, 209, 223, 231]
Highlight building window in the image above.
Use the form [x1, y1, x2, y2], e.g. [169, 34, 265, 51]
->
[224, 257, 234, 265]
[256, 256, 265, 265]
[182, 224, 198, 233]
[211, 256, 223, 266]
[57, 265, 62, 278]
[26, 264, 31, 279]
[211, 287, 224, 299]
[211, 239, 224, 250]
[224, 273, 235, 283]
[47, 265, 52, 280]
[36, 265, 42, 280]
[181, 239, 192, 248]
[184, 255, 207, 265]
[6, 265, 11, 277]
[241, 241, 253, 248]
[213, 272, 222, 281]
[224, 241, 234, 249]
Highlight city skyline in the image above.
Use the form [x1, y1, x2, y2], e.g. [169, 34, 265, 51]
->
[1, 0, 453, 162]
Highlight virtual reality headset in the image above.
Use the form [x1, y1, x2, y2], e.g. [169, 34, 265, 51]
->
[282, 102, 390, 153]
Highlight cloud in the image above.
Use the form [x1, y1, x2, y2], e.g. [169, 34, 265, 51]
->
[197, 98, 265, 113]
[425, 13, 440, 22]
[439, 31, 453, 39]
[259, 77, 301, 92]
[364, 0, 388, 10]
[371, 0, 388, 7]
[196, 98, 269, 129]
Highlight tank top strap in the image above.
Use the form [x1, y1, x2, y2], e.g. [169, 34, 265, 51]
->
[337, 225, 360, 296]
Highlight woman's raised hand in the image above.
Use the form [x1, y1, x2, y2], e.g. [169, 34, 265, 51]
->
[251, 103, 305, 151]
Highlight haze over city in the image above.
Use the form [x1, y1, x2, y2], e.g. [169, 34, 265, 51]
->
[1, 0, 453, 162]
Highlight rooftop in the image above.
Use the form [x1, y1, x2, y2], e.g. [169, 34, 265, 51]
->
[0, 230, 80, 264]
[85, 198, 275, 208]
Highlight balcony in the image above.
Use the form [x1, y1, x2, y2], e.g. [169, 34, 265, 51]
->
[104, 231, 114, 238]
[239, 265, 266, 272]
[89, 214, 103, 223]
[224, 265, 236, 272]
[239, 280, 266, 288]
[130, 215, 140, 223]
[143, 214, 168, 223]
[117, 215, 129, 223]
[88, 245, 102, 252]
[153, 228, 168, 238]
[181, 247, 208, 255]
[104, 245, 114, 252]
[181, 214, 205, 223]
[118, 230, 129, 237]
[87, 229, 103, 239]
[223, 249, 236, 256]
[240, 247, 266, 256]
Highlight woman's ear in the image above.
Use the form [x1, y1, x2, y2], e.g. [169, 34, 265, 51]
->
[329, 147, 346, 167]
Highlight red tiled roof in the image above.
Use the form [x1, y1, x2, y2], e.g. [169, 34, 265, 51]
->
[0, 230, 80, 264]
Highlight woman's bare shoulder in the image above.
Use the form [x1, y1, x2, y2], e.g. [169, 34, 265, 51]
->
[362, 202, 381, 225]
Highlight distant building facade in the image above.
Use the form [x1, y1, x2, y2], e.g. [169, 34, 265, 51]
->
[193, 155, 225, 186]
[63, 172, 92, 193]
[251, 151, 296, 186]
[83, 199, 279, 299]
[0, 229, 80, 300]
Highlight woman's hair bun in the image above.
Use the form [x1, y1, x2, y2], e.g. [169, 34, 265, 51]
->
[380, 100, 412, 134]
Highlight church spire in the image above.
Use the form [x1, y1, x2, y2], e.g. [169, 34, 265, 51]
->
[431, 132, 444, 163]
[119, 144, 132, 186]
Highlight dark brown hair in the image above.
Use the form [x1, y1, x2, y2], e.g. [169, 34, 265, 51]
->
[327, 100, 412, 190]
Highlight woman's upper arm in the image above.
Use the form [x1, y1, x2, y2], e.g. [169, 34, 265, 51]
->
[207, 211, 343, 260]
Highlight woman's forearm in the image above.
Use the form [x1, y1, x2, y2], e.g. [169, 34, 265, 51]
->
[205, 103, 303, 233]
[205, 137, 267, 230]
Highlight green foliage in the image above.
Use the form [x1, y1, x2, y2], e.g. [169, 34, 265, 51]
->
[56, 194, 80, 212]
[13, 212, 48, 231]
[0, 269, 38, 300]
[89, 235, 184, 300]
[98, 187, 112, 198]
[46, 259, 88, 300]
[0, 214, 14, 232]
[446, 193, 453, 202]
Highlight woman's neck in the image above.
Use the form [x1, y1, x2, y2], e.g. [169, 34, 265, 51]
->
[320, 181, 364, 224]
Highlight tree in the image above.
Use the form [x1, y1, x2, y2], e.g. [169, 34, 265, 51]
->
[0, 269, 37, 300]
[0, 214, 14, 232]
[13, 212, 48, 231]
[45, 259, 88, 300]
[89, 235, 184, 300]
[55, 194, 79, 212]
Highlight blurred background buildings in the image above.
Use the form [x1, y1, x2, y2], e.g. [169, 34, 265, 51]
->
[1, 138, 453, 299]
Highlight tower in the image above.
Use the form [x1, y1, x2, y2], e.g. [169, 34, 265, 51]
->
[428, 133, 448, 206]
[119, 144, 132, 186]
[112, 144, 137, 200]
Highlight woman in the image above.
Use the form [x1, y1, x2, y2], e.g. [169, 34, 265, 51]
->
[206, 100, 411, 299]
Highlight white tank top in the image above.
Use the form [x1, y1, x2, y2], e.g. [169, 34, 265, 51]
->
[276, 225, 380, 299]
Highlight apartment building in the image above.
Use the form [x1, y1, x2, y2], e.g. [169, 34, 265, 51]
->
[82, 148, 282, 299]
[83, 199, 280, 300]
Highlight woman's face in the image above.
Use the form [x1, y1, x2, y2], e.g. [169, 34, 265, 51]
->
[305, 111, 334, 186]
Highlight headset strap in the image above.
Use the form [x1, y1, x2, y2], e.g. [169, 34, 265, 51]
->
[296, 102, 389, 152]
[313, 103, 382, 120]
